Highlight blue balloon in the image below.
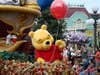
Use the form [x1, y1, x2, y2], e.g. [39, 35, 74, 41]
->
[37, 0, 53, 10]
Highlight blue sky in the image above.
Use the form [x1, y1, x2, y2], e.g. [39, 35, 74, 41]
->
[66, 0, 100, 13]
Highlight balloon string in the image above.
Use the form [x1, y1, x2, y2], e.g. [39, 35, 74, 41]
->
[56, 20, 60, 40]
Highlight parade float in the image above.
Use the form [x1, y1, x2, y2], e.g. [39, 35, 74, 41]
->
[0, 0, 41, 52]
[0, 0, 76, 75]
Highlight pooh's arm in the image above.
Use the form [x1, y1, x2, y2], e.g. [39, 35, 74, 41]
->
[55, 40, 66, 51]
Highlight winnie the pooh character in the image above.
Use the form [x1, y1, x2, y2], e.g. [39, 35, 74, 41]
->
[29, 24, 65, 63]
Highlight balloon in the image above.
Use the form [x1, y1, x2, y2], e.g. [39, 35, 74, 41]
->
[50, 0, 68, 19]
[37, 0, 53, 10]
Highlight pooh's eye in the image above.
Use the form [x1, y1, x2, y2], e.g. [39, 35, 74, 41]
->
[37, 39, 43, 43]
[47, 34, 50, 39]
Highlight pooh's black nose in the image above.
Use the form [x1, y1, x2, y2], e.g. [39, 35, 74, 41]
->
[45, 41, 50, 45]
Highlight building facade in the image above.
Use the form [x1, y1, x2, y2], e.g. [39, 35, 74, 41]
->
[65, 5, 94, 46]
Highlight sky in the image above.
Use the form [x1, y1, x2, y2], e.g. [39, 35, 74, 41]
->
[65, 0, 100, 13]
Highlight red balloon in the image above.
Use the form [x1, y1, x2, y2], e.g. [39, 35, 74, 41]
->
[50, 0, 68, 20]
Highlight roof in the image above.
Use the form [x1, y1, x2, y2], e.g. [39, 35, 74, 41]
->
[66, 7, 90, 18]
[90, 13, 100, 18]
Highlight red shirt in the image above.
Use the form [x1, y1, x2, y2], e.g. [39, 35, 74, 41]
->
[95, 51, 100, 62]
[35, 44, 62, 62]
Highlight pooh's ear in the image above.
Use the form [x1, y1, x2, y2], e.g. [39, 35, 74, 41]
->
[28, 31, 34, 38]
[41, 24, 47, 30]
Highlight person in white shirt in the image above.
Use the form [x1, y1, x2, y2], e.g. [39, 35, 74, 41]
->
[6, 34, 12, 45]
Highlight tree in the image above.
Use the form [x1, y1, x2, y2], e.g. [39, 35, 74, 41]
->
[32, 8, 66, 41]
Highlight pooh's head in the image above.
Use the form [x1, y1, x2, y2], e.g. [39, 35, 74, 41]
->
[29, 24, 54, 50]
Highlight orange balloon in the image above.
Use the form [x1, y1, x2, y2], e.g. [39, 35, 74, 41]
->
[50, 0, 68, 20]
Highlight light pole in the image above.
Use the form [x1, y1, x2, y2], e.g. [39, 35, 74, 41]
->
[92, 8, 98, 48]
[86, 8, 100, 48]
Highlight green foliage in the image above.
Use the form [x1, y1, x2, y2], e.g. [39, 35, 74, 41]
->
[0, 51, 34, 63]
[32, 8, 66, 41]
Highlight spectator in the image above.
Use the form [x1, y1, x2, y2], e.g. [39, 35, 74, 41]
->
[73, 61, 80, 75]
[94, 47, 100, 73]
[62, 46, 71, 61]
[87, 60, 96, 75]
[81, 45, 88, 60]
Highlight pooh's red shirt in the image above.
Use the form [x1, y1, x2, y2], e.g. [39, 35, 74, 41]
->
[35, 44, 63, 62]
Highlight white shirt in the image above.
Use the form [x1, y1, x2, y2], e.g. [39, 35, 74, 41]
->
[62, 48, 69, 57]
[6, 34, 12, 45]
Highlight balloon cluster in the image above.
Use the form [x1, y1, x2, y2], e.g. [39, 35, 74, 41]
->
[65, 32, 88, 44]
[37, 0, 68, 20]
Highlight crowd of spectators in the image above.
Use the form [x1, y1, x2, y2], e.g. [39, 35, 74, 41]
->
[62, 45, 100, 75]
